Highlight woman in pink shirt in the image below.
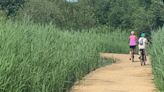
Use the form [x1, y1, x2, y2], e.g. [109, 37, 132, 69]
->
[128, 31, 137, 62]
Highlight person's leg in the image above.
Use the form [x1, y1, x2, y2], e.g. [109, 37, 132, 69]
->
[133, 46, 136, 54]
[140, 49, 145, 65]
[139, 49, 142, 65]
[133, 46, 136, 58]
[129, 46, 132, 60]
[141, 49, 144, 60]
[131, 47, 135, 61]
[130, 46, 135, 61]
[138, 49, 141, 59]
[143, 49, 146, 65]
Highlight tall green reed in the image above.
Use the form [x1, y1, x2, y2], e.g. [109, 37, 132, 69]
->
[149, 27, 164, 92]
[0, 20, 128, 92]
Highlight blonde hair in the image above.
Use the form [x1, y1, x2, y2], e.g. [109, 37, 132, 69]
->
[131, 31, 135, 35]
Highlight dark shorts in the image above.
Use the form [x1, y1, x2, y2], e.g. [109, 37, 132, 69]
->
[129, 46, 136, 49]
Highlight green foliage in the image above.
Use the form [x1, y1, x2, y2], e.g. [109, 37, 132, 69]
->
[0, 0, 25, 16]
[150, 0, 164, 29]
[94, 0, 163, 32]
[16, 0, 96, 29]
[149, 27, 164, 92]
[0, 20, 128, 92]
[1, 0, 164, 31]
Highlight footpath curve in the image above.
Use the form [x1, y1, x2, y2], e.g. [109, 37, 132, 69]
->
[70, 53, 156, 92]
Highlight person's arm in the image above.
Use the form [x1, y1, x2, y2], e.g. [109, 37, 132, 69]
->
[135, 36, 138, 45]
[138, 38, 142, 44]
[138, 38, 140, 45]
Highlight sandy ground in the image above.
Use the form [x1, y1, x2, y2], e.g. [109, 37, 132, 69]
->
[70, 53, 156, 92]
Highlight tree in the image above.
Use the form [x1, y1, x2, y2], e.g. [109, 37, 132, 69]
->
[12, 0, 164, 31]
[16, 0, 96, 29]
[0, 0, 25, 16]
[151, 0, 164, 28]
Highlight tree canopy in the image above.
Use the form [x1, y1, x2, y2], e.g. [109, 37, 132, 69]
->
[0, 0, 25, 16]
[0, 0, 164, 31]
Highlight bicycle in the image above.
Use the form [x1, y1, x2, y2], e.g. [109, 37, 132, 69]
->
[139, 49, 146, 66]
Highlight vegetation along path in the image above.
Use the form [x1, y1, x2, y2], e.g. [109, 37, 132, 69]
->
[70, 53, 156, 92]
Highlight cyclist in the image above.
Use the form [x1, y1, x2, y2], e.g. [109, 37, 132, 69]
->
[138, 33, 148, 65]
[128, 31, 137, 62]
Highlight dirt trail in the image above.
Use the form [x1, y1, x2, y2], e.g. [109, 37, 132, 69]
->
[70, 53, 156, 92]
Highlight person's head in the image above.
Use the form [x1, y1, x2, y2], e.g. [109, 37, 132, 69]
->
[141, 33, 145, 37]
[131, 31, 135, 35]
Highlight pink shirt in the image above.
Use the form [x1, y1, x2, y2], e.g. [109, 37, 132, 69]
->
[129, 35, 137, 46]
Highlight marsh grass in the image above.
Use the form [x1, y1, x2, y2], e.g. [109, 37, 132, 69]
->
[0, 20, 128, 92]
